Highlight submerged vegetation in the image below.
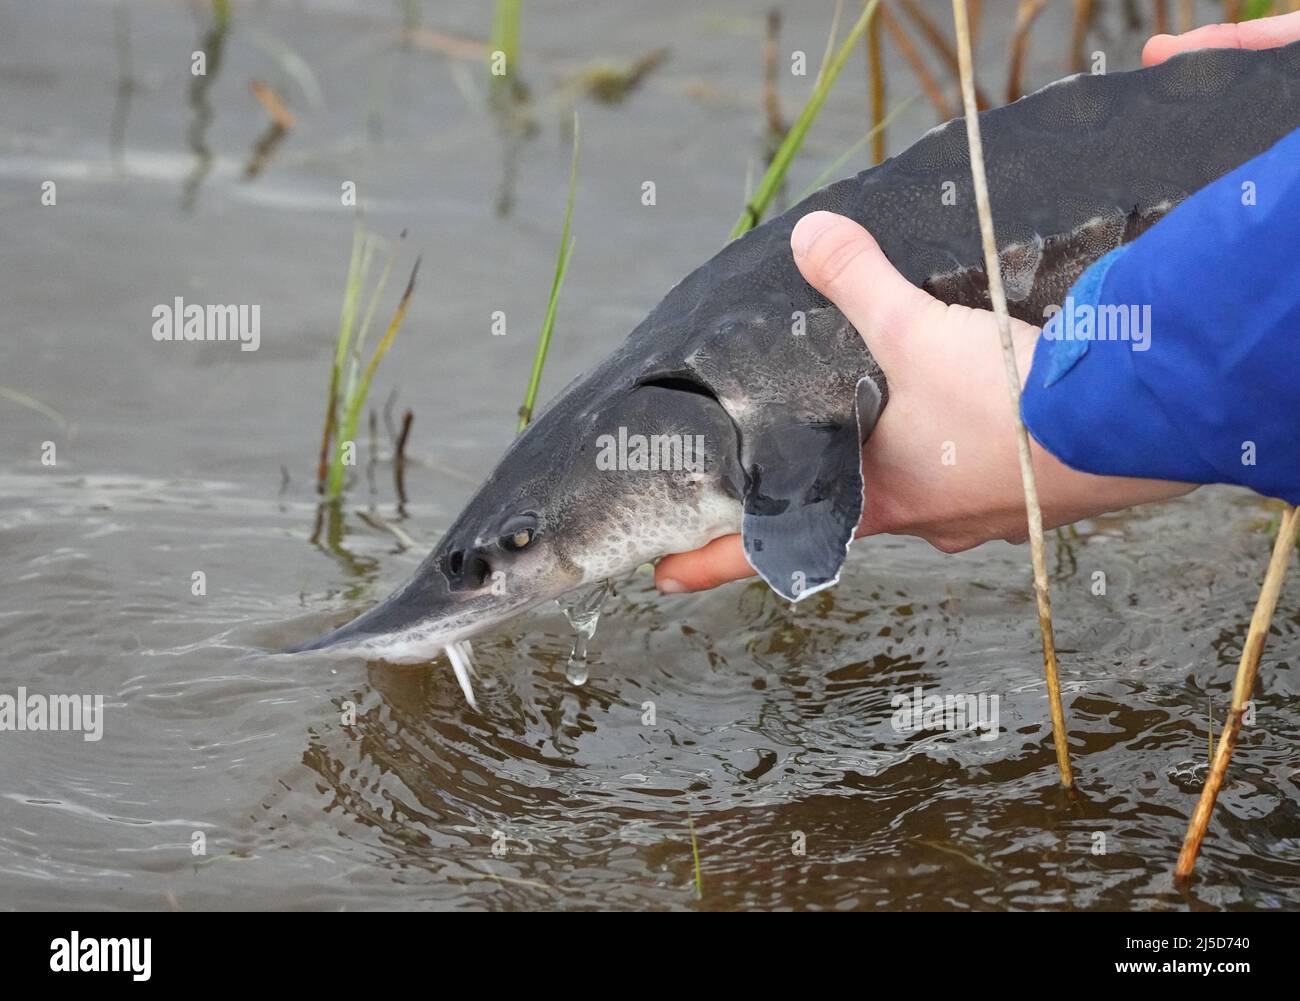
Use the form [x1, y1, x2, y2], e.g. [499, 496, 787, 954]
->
[687, 813, 704, 902]
[182, 0, 232, 211]
[316, 225, 420, 503]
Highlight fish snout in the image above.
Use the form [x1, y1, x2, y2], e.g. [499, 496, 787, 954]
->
[285, 556, 461, 655]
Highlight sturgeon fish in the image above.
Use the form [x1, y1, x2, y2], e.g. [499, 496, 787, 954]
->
[290, 41, 1300, 706]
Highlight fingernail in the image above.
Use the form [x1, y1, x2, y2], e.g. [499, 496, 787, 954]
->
[791, 211, 838, 258]
[658, 578, 686, 594]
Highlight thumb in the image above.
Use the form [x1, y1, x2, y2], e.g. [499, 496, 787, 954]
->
[790, 211, 933, 373]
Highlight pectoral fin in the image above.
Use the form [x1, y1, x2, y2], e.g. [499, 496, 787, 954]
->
[741, 375, 883, 601]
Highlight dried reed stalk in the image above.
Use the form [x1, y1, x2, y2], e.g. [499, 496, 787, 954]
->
[1176, 505, 1299, 880]
[868, 8, 886, 163]
[882, 3, 953, 118]
[952, 0, 1073, 788]
[1006, 0, 1048, 104]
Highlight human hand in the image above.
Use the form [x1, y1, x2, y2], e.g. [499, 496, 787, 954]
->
[655, 212, 1194, 594]
[1143, 9, 1300, 66]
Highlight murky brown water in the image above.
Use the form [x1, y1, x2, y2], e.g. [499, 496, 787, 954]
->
[1, 0, 1297, 911]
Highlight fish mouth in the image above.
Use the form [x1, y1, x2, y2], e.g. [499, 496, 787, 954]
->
[285, 562, 536, 710]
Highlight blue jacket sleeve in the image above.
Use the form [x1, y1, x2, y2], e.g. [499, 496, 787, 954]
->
[1020, 125, 1300, 505]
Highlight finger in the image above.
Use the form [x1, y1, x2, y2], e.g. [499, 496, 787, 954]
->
[1143, 24, 1241, 66]
[1237, 9, 1300, 48]
[655, 534, 753, 593]
[790, 211, 934, 373]
[1142, 11, 1300, 66]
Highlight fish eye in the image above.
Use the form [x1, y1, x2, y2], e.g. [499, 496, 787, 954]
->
[498, 513, 538, 552]
[501, 527, 533, 551]
[501, 525, 533, 551]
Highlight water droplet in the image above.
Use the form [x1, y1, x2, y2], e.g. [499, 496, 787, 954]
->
[565, 656, 589, 687]
[557, 579, 610, 687]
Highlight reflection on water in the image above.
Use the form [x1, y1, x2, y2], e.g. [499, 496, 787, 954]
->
[182, 0, 231, 211]
[1, 0, 1298, 911]
[110, 3, 136, 166]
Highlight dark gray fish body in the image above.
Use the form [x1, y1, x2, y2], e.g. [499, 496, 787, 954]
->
[291, 42, 1300, 697]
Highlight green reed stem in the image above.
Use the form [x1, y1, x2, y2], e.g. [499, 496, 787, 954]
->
[516, 114, 580, 434]
[730, 0, 881, 239]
